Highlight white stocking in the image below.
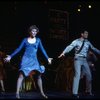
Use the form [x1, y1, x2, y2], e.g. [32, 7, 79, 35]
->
[37, 75, 48, 98]
[0, 80, 5, 91]
[16, 74, 24, 94]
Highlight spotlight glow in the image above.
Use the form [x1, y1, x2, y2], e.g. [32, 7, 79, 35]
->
[78, 8, 80, 12]
[88, 5, 91, 8]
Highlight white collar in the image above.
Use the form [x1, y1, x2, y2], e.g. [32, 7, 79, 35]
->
[27, 37, 36, 44]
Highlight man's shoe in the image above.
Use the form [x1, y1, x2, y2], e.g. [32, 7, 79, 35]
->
[85, 92, 94, 96]
[72, 94, 79, 99]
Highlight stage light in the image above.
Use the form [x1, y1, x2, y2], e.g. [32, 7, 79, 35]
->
[78, 8, 81, 12]
[88, 5, 91, 8]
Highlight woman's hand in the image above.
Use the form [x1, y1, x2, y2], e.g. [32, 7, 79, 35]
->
[48, 58, 53, 64]
[4, 55, 11, 62]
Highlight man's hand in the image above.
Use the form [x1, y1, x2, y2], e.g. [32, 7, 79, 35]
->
[58, 53, 65, 58]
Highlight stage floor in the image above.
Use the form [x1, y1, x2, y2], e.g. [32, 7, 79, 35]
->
[0, 91, 100, 99]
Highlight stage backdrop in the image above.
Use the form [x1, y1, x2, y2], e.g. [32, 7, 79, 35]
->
[48, 9, 69, 41]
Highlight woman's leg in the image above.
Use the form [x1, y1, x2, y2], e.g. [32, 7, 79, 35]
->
[0, 80, 5, 92]
[37, 74, 48, 98]
[16, 73, 24, 99]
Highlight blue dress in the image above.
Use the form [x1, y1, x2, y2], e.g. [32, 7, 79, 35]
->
[10, 37, 49, 76]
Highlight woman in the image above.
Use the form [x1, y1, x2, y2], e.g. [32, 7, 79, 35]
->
[4, 25, 53, 99]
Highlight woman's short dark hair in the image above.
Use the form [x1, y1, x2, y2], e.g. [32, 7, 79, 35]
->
[28, 25, 39, 33]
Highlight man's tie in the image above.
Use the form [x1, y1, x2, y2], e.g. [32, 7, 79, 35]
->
[77, 39, 85, 54]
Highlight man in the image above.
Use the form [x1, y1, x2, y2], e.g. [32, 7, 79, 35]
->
[58, 31, 100, 98]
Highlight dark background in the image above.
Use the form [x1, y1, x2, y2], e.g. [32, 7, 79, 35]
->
[0, 0, 100, 93]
